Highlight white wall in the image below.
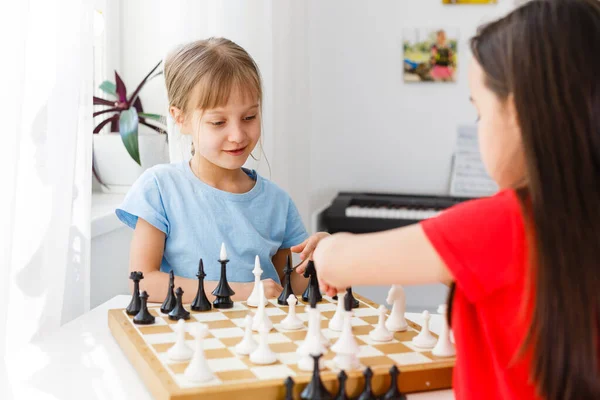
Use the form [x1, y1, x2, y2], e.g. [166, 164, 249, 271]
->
[106, 0, 518, 310]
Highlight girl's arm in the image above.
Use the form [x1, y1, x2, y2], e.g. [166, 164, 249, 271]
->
[272, 248, 309, 295]
[130, 218, 256, 303]
[313, 224, 453, 296]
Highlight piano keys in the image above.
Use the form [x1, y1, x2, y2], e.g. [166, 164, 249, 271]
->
[322, 192, 474, 234]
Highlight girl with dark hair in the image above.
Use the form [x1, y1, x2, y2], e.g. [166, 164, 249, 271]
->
[308, 1, 600, 399]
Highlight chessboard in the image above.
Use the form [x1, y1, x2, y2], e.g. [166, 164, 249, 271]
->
[108, 293, 455, 400]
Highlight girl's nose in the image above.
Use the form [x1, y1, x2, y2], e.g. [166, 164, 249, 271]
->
[227, 123, 246, 143]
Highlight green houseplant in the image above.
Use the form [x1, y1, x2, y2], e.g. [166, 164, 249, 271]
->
[92, 60, 167, 184]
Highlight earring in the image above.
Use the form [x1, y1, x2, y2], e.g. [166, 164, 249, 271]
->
[191, 142, 195, 156]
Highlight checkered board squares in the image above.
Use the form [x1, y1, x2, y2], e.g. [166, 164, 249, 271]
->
[109, 294, 455, 400]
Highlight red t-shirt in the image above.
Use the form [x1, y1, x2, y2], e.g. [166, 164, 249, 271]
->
[421, 189, 539, 399]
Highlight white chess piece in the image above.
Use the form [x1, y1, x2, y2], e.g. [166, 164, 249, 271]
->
[412, 310, 437, 349]
[252, 281, 273, 332]
[296, 305, 328, 371]
[235, 315, 258, 355]
[432, 304, 455, 357]
[328, 291, 345, 332]
[249, 323, 277, 365]
[385, 285, 408, 332]
[184, 323, 214, 382]
[220, 242, 227, 260]
[369, 305, 393, 342]
[280, 295, 304, 330]
[168, 319, 193, 361]
[331, 301, 361, 370]
[247, 255, 268, 307]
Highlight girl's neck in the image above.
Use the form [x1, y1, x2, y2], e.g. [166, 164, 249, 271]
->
[190, 155, 255, 193]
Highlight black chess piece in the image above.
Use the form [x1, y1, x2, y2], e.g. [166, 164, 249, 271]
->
[302, 260, 322, 303]
[133, 291, 155, 325]
[334, 370, 349, 400]
[309, 279, 319, 310]
[191, 259, 211, 312]
[168, 287, 191, 320]
[356, 367, 376, 400]
[278, 254, 296, 305]
[126, 271, 144, 315]
[346, 287, 359, 309]
[300, 354, 332, 400]
[284, 376, 295, 400]
[382, 365, 406, 400]
[211, 254, 235, 309]
[161, 270, 177, 314]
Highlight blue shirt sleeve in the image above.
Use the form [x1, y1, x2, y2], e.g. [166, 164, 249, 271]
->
[115, 169, 170, 235]
[280, 197, 309, 249]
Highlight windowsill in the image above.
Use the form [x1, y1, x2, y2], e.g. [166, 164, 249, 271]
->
[91, 191, 125, 238]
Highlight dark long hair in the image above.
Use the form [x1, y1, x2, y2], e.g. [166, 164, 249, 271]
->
[447, 1, 600, 399]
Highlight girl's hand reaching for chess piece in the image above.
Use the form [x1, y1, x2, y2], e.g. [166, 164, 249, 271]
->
[291, 231, 330, 274]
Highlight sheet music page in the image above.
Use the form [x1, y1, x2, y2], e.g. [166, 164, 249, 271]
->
[449, 125, 499, 197]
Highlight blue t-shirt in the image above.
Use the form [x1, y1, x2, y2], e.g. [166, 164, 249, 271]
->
[115, 160, 308, 284]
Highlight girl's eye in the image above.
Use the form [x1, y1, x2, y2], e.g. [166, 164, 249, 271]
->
[244, 115, 257, 121]
[211, 121, 225, 126]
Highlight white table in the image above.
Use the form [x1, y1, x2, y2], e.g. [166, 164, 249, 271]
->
[8, 295, 454, 400]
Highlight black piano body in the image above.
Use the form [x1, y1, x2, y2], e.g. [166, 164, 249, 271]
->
[322, 192, 474, 234]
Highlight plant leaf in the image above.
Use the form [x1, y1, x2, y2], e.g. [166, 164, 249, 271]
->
[93, 96, 115, 106]
[119, 108, 141, 165]
[133, 97, 144, 114]
[139, 113, 165, 123]
[139, 119, 166, 134]
[94, 115, 118, 133]
[99, 81, 117, 97]
[93, 107, 121, 118]
[115, 71, 127, 103]
[127, 60, 162, 106]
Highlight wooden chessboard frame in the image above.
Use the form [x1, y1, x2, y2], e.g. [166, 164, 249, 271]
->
[108, 293, 454, 400]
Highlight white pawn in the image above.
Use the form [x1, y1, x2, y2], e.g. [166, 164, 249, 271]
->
[168, 319, 193, 361]
[249, 323, 277, 365]
[331, 298, 360, 371]
[235, 315, 258, 355]
[247, 256, 268, 307]
[369, 305, 393, 342]
[412, 310, 437, 349]
[432, 304, 455, 357]
[280, 295, 304, 330]
[252, 281, 273, 332]
[328, 291, 345, 332]
[385, 285, 408, 332]
[184, 323, 213, 382]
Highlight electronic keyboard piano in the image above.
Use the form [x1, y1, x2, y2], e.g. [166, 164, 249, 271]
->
[321, 192, 474, 234]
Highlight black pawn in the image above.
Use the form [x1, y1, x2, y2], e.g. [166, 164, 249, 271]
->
[126, 271, 144, 315]
[302, 260, 322, 303]
[284, 376, 295, 400]
[356, 367, 376, 400]
[168, 287, 190, 320]
[300, 354, 332, 400]
[334, 370, 349, 400]
[382, 365, 406, 400]
[278, 254, 296, 305]
[212, 256, 235, 309]
[160, 270, 177, 314]
[133, 291, 155, 325]
[346, 287, 359, 309]
[191, 259, 211, 312]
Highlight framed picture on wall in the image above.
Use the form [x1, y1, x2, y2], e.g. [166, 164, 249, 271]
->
[403, 28, 458, 83]
[442, 0, 497, 4]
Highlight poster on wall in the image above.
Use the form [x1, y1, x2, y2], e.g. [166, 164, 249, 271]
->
[442, 0, 497, 4]
[403, 28, 458, 83]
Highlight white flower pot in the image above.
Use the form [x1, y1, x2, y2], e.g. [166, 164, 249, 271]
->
[93, 133, 169, 193]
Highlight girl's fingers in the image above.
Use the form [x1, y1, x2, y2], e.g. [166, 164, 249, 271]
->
[291, 238, 308, 254]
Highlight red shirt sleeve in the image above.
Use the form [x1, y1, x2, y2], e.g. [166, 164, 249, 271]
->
[420, 190, 526, 303]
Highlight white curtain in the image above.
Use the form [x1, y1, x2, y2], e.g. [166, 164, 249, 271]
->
[0, 0, 93, 397]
